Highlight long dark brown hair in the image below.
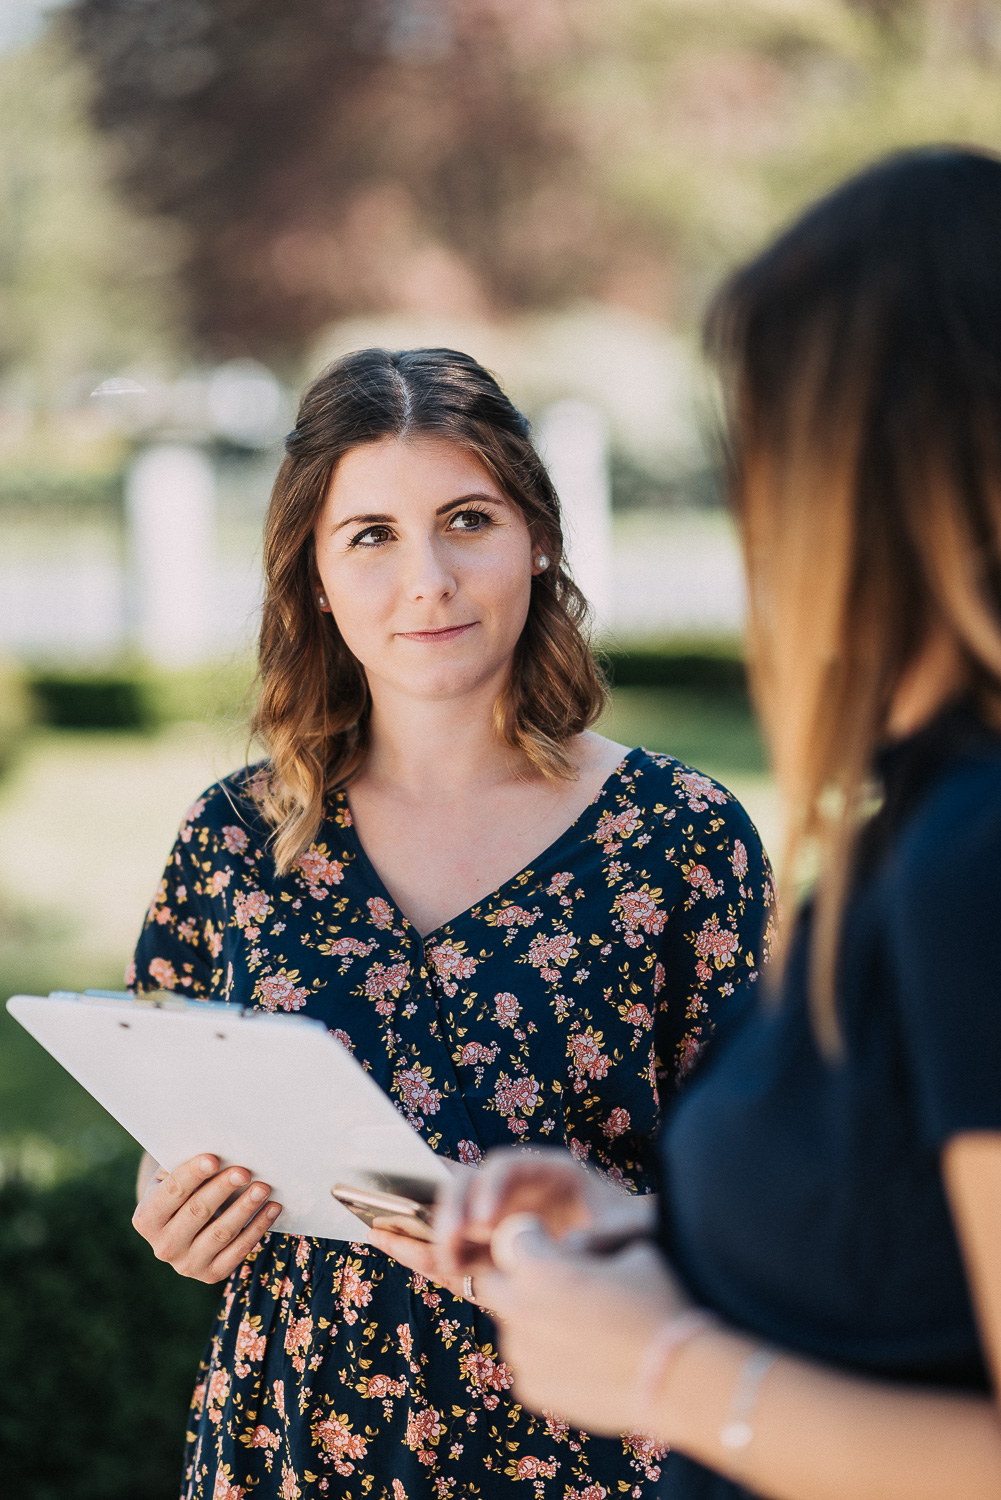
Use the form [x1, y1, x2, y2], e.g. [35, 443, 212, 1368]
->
[251, 347, 605, 871]
[707, 147, 1001, 1047]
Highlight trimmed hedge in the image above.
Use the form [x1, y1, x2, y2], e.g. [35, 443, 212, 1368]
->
[0, 1158, 219, 1500]
[29, 673, 158, 732]
[600, 645, 747, 695]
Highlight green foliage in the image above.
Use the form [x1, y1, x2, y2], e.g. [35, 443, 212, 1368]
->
[29, 672, 157, 731]
[0, 1158, 218, 1500]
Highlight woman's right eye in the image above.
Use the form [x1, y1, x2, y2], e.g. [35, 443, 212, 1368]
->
[349, 525, 393, 548]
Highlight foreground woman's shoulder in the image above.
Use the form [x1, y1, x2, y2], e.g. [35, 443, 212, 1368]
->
[171, 761, 276, 850]
[619, 744, 762, 825]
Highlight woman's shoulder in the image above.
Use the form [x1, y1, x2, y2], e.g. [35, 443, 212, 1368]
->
[173, 761, 275, 848]
[619, 745, 762, 828]
[891, 743, 1001, 908]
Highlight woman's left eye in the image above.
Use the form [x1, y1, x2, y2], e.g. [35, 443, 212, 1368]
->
[448, 509, 492, 532]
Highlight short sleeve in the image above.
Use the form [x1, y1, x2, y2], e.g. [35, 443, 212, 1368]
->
[654, 770, 775, 1101]
[129, 787, 229, 999]
[887, 766, 1001, 1147]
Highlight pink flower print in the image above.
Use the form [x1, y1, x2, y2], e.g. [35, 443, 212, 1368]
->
[330, 1028, 355, 1052]
[393, 1483, 408, 1500]
[363, 960, 411, 1000]
[429, 941, 477, 997]
[695, 958, 712, 983]
[677, 1030, 705, 1077]
[234, 1318, 266, 1364]
[179, 796, 206, 842]
[338, 1261, 373, 1311]
[546, 871, 573, 895]
[569, 1137, 591, 1162]
[279, 1463, 300, 1500]
[526, 931, 577, 972]
[731, 838, 748, 880]
[602, 1106, 631, 1138]
[457, 1139, 483, 1165]
[284, 1315, 312, 1355]
[572, 1487, 608, 1500]
[623, 1002, 653, 1031]
[459, 1348, 513, 1392]
[694, 913, 740, 970]
[675, 769, 727, 812]
[233, 888, 270, 929]
[367, 896, 394, 929]
[405, 1405, 444, 1451]
[593, 804, 642, 849]
[492, 904, 539, 928]
[322, 936, 377, 968]
[494, 1072, 541, 1116]
[567, 1028, 610, 1085]
[493, 991, 521, 1028]
[654, 961, 666, 995]
[251, 1425, 280, 1450]
[544, 1410, 570, 1441]
[396, 1065, 442, 1120]
[314, 1415, 368, 1476]
[365, 1373, 408, 1399]
[614, 886, 666, 939]
[124, 958, 136, 989]
[295, 847, 344, 897]
[514, 1455, 558, 1479]
[507, 1117, 528, 1135]
[147, 957, 177, 990]
[207, 1369, 230, 1409]
[685, 864, 720, 899]
[273, 1379, 286, 1420]
[459, 1040, 499, 1066]
[212, 1473, 246, 1500]
[222, 825, 249, 855]
[257, 970, 309, 1012]
[210, 868, 231, 896]
[397, 1323, 414, 1359]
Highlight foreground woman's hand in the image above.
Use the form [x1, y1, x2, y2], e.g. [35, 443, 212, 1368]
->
[133, 1152, 282, 1283]
[476, 1215, 688, 1435]
[434, 1144, 656, 1282]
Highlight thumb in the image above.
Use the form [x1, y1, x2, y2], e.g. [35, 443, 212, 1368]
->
[490, 1211, 564, 1271]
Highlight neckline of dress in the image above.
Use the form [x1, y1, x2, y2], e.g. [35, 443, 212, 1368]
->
[337, 745, 644, 943]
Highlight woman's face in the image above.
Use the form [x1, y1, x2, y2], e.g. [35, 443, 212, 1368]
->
[313, 435, 542, 706]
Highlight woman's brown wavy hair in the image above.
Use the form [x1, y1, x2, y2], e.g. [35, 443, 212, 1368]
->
[707, 147, 1001, 1050]
[251, 346, 605, 872]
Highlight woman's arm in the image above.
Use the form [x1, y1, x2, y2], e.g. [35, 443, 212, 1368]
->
[476, 1134, 1001, 1500]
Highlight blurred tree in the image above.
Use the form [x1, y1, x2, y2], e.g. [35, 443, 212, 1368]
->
[69, 0, 618, 362]
[0, 27, 182, 417]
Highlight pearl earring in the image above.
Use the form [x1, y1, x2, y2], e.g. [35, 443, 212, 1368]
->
[318, 593, 328, 608]
[535, 555, 549, 571]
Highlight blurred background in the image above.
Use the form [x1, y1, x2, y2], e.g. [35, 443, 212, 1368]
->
[2, 0, 1001, 1493]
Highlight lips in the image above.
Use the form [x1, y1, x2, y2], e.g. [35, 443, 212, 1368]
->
[395, 623, 477, 643]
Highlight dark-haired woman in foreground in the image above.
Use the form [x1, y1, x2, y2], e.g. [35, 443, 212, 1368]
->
[127, 348, 771, 1499]
[439, 148, 1001, 1498]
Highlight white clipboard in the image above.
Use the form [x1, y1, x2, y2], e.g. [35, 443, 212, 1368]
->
[6, 990, 452, 1241]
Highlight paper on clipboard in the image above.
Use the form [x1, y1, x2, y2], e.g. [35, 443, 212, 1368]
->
[6, 991, 452, 1241]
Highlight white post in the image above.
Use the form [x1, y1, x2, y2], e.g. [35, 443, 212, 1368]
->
[125, 444, 216, 667]
[538, 400, 613, 635]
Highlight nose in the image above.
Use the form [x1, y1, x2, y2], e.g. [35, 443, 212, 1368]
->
[406, 532, 457, 603]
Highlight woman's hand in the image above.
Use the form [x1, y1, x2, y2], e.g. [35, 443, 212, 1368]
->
[434, 1145, 656, 1282]
[132, 1153, 282, 1283]
[476, 1215, 690, 1435]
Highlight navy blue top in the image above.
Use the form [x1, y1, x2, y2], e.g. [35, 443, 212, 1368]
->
[657, 704, 1001, 1499]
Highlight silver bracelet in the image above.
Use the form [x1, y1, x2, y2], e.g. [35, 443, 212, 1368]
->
[719, 1346, 779, 1470]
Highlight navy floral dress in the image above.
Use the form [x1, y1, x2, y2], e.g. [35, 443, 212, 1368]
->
[130, 747, 773, 1500]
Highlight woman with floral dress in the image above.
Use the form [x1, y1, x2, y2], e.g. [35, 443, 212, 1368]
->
[130, 346, 772, 1500]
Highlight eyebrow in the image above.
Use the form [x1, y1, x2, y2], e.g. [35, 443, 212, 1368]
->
[331, 491, 507, 533]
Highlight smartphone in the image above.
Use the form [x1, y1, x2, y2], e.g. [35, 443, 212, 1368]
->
[331, 1181, 436, 1242]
